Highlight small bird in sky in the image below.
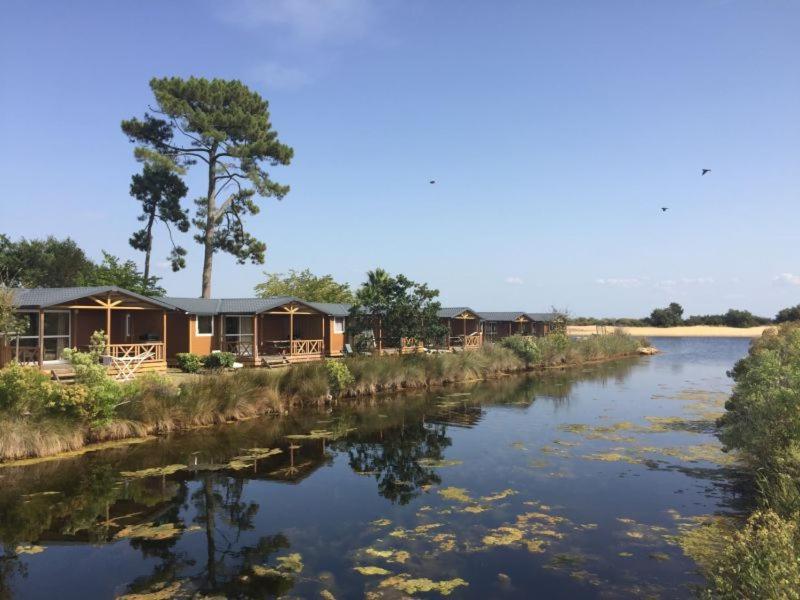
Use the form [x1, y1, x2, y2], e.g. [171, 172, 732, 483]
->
[661, 207, 669, 212]
[429, 180, 436, 184]
[701, 168, 711, 176]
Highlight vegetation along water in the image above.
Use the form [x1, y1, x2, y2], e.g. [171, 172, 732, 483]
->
[0, 336, 777, 598]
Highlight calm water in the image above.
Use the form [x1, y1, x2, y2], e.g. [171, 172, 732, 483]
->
[0, 338, 752, 599]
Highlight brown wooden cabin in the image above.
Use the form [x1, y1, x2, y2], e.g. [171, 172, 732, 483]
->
[0, 287, 174, 375]
[479, 311, 554, 341]
[436, 307, 483, 351]
[163, 296, 350, 366]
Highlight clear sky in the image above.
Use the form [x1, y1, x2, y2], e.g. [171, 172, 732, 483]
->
[1, 0, 798, 317]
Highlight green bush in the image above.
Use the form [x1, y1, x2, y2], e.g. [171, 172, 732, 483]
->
[203, 352, 236, 370]
[717, 324, 800, 473]
[175, 352, 204, 373]
[62, 348, 125, 423]
[499, 335, 541, 365]
[697, 511, 800, 599]
[0, 363, 57, 416]
[325, 359, 355, 397]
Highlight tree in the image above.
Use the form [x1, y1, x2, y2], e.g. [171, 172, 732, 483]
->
[0, 235, 94, 287]
[85, 251, 166, 296]
[129, 163, 189, 285]
[648, 302, 684, 327]
[348, 270, 446, 347]
[0, 286, 27, 344]
[122, 77, 294, 298]
[776, 305, 800, 323]
[254, 269, 354, 303]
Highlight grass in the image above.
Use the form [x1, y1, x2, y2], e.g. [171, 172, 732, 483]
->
[0, 333, 643, 462]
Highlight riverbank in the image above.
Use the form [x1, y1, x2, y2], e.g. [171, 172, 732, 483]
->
[0, 333, 645, 464]
[568, 324, 774, 338]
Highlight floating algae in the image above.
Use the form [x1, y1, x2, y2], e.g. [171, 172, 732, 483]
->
[115, 522, 200, 541]
[462, 505, 488, 514]
[116, 581, 184, 600]
[649, 552, 671, 561]
[438, 487, 472, 503]
[14, 544, 45, 555]
[355, 566, 393, 576]
[378, 574, 468, 596]
[581, 451, 641, 464]
[418, 458, 463, 468]
[250, 553, 304, 580]
[277, 553, 304, 573]
[482, 526, 525, 547]
[480, 489, 517, 502]
[286, 430, 334, 440]
[370, 518, 392, 527]
[431, 532, 457, 552]
[119, 464, 187, 478]
[511, 441, 527, 451]
[364, 548, 411, 564]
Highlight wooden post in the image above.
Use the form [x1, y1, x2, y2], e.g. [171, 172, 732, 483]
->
[187, 316, 193, 354]
[321, 315, 326, 356]
[37, 309, 44, 369]
[253, 314, 259, 363]
[463, 317, 467, 339]
[71, 309, 77, 349]
[162, 311, 167, 360]
[289, 311, 294, 355]
[105, 306, 111, 353]
[377, 316, 382, 355]
[508, 322, 512, 337]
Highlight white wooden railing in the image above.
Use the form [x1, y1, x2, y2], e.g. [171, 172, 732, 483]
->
[106, 343, 164, 362]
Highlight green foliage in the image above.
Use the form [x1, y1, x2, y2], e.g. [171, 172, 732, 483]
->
[62, 347, 125, 423]
[694, 511, 800, 600]
[203, 352, 236, 370]
[348, 269, 446, 348]
[0, 235, 95, 287]
[175, 352, 204, 373]
[255, 268, 354, 303]
[128, 162, 189, 283]
[0, 286, 27, 342]
[85, 251, 165, 296]
[499, 335, 541, 365]
[647, 302, 684, 327]
[324, 360, 354, 397]
[685, 309, 770, 328]
[0, 363, 57, 417]
[717, 324, 800, 474]
[776, 304, 800, 323]
[122, 76, 293, 297]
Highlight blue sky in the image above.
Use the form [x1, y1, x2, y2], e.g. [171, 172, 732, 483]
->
[1, 0, 798, 317]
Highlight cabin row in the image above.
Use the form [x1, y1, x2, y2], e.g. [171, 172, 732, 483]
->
[0, 287, 554, 376]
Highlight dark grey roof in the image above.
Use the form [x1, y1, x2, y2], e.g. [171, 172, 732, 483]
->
[162, 297, 222, 315]
[307, 302, 352, 317]
[10, 287, 177, 310]
[437, 307, 479, 319]
[526, 312, 556, 322]
[163, 296, 352, 316]
[477, 311, 530, 322]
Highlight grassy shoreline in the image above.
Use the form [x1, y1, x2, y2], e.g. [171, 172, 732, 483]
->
[0, 333, 645, 464]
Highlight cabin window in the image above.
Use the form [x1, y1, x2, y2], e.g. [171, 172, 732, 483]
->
[224, 316, 254, 356]
[333, 317, 346, 334]
[196, 315, 214, 336]
[13, 311, 70, 362]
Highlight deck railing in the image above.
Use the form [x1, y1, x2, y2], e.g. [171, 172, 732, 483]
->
[224, 339, 255, 357]
[291, 339, 323, 356]
[13, 346, 40, 364]
[463, 333, 482, 350]
[106, 343, 164, 362]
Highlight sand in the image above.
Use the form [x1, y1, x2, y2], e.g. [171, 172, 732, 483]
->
[567, 325, 774, 338]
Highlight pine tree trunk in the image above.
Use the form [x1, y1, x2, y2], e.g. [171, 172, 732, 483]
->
[201, 149, 218, 298]
[143, 211, 156, 286]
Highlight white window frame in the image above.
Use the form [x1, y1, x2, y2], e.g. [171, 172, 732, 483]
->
[15, 310, 71, 363]
[196, 315, 214, 337]
[333, 317, 346, 334]
[224, 315, 254, 341]
[124, 313, 132, 339]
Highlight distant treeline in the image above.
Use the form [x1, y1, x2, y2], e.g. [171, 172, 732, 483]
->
[570, 302, 800, 328]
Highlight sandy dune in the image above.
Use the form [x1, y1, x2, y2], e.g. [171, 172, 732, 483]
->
[567, 325, 774, 338]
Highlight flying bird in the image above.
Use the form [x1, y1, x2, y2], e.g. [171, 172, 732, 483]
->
[429, 180, 436, 184]
[701, 169, 711, 176]
[661, 207, 669, 212]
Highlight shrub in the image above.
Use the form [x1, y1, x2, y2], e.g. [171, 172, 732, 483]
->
[499, 335, 541, 366]
[176, 352, 203, 373]
[62, 348, 125, 423]
[717, 324, 800, 473]
[695, 511, 800, 599]
[203, 352, 236, 370]
[325, 359, 355, 397]
[0, 363, 57, 416]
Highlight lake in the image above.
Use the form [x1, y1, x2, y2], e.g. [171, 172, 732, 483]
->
[0, 337, 751, 599]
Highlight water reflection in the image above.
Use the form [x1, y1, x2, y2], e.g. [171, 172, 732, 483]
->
[2, 355, 690, 598]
